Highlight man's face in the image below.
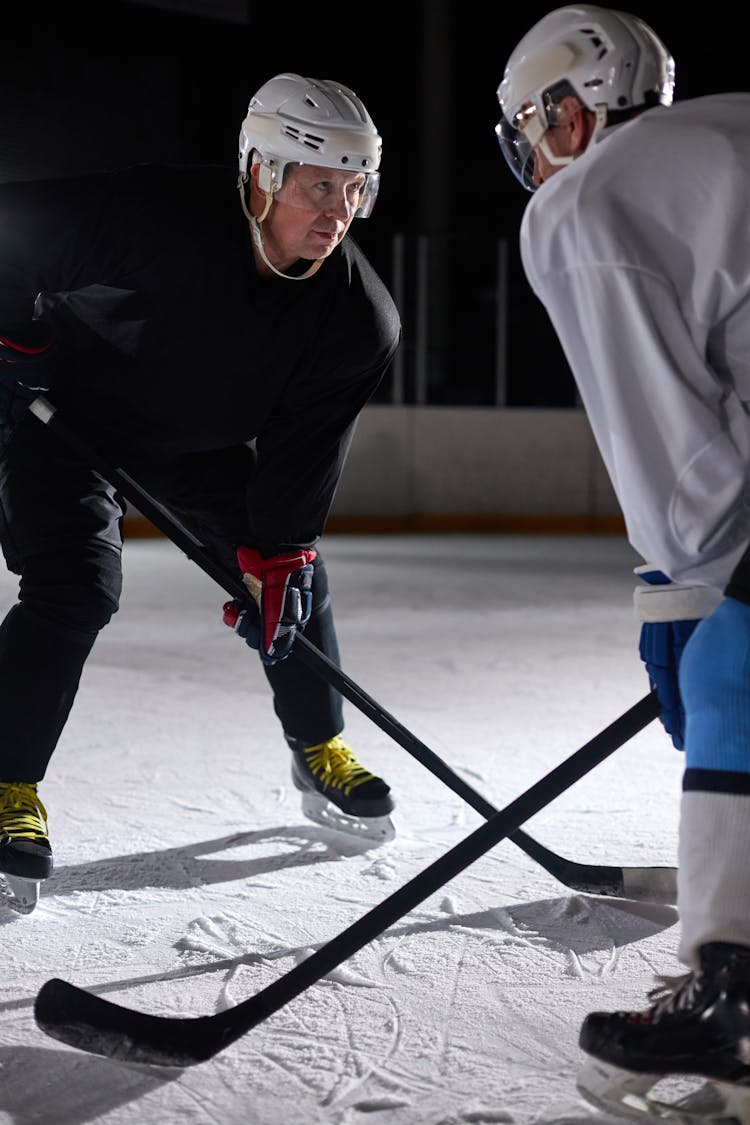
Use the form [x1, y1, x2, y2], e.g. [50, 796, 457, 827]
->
[529, 97, 589, 188]
[260, 163, 367, 270]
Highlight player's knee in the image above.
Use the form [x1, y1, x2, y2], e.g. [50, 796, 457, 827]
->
[19, 544, 123, 634]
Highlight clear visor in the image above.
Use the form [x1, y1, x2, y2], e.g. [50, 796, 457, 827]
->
[495, 101, 546, 193]
[273, 161, 380, 219]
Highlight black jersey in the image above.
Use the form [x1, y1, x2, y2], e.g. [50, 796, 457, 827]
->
[0, 163, 401, 552]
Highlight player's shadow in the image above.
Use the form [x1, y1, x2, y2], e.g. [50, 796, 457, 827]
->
[0, 1044, 181, 1124]
[0, 825, 375, 919]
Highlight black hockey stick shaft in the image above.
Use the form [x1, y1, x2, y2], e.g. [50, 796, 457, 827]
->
[291, 643, 663, 899]
[33, 690, 657, 1066]
[28, 396, 667, 901]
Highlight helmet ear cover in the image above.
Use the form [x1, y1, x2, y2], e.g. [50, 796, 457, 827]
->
[256, 159, 275, 194]
[248, 152, 286, 200]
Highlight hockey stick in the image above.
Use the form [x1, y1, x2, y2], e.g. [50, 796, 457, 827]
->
[33, 690, 657, 1066]
[28, 396, 669, 902]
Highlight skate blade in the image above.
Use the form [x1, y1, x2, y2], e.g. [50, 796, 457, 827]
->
[300, 791, 395, 843]
[0, 873, 40, 915]
[578, 1057, 662, 1120]
[578, 1058, 750, 1124]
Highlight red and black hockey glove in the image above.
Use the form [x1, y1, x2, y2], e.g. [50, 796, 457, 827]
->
[223, 546, 317, 666]
[0, 334, 57, 425]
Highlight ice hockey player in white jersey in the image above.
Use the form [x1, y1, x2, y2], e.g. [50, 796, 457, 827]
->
[496, 5, 750, 1122]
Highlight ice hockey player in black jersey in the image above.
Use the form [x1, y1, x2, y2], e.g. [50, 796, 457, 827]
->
[0, 72, 401, 912]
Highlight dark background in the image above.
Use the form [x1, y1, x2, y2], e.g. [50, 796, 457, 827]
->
[1, 1, 744, 406]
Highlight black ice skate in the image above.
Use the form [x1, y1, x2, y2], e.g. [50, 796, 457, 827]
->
[577, 941, 750, 1123]
[0, 782, 53, 913]
[288, 735, 395, 843]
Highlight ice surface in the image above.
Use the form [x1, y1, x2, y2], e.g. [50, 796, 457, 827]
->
[0, 533, 684, 1124]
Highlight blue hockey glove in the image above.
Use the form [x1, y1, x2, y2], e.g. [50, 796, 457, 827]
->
[223, 546, 316, 666]
[634, 566, 722, 750]
[0, 334, 57, 425]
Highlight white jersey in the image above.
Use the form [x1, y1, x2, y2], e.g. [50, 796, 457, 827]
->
[520, 93, 750, 590]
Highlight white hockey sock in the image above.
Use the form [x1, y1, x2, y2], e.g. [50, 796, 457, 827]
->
[678, 789, 750, 968]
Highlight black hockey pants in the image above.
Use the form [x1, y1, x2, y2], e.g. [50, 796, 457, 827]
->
[0, 416, 343, 781]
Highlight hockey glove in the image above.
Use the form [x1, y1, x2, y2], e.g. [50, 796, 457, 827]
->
[222, 597, 261, 651]
[0, 335, 57, 425]
[634, 565, 722, 750]
[225, 546, 316, 666]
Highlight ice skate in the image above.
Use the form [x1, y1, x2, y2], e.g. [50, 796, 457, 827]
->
[577, 942, 750, 1123]
[0, 782, 53, 914]
[288, 735, 395, 843]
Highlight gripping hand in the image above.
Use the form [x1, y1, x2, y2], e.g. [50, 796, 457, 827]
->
[634, 566, 722, 750]
[222, 596, 261, 651]
[225, 546, 316, 666]
[0, 335, 57, 425]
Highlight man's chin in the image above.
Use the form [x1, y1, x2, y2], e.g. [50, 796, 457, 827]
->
[308, 236, 341, 259]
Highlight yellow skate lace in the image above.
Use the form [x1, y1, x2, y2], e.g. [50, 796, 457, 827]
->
[302, 736, 376, 796]
[0, 782, 49, 842]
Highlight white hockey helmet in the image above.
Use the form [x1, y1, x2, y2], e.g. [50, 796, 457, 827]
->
[238, 72, 382, 218]
[496, 5, 675, 190]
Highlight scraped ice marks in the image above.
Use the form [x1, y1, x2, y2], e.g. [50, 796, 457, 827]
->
[373, 905, 552, 1105]
[339, 1092, 414, 1116]
[176, 911, 382, 988]
[482, 895, 678, 984]
[175, 912, 244, 961]
[354, 1105, 515, 1125]
[437, 1111, 514, 1124]
[171, 910, 409, 1108]
[496, 897, 621, 981]
[170, 906, 524, 1115]
[243, 963, 405, 1110]
[181, 914, 372, 993]
[459, 1113, 514, 1123]
[289, 945, 381, 988]
[174, 910, 296, 1011]
[168, 896, 675, 1121]
[361, 856, 398, 881]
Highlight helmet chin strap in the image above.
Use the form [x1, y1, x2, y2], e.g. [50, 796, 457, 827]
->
[236, 174, 323, 282]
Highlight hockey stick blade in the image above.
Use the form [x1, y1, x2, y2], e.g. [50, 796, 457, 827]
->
[34, 693, 659, 1066]
[34, 981, 223, 1067]
[28, 397, 672, 903]
[511, 821, 676, 902]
